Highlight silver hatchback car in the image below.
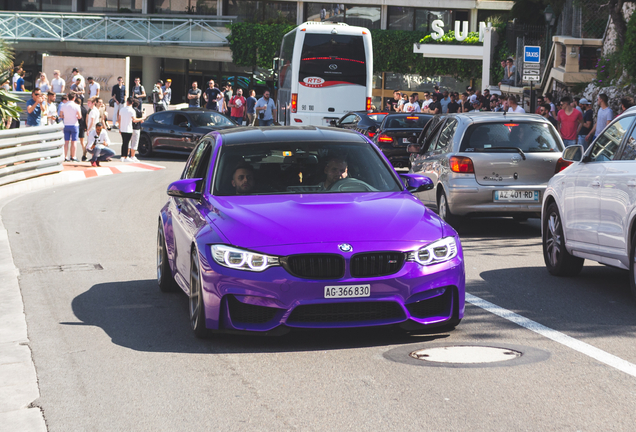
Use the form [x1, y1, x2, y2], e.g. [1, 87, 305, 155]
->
[409, 113, 566, 226]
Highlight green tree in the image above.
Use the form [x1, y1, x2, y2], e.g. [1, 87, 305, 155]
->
[0, 39, 20, 129]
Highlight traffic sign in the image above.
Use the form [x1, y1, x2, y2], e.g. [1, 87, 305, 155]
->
[523, 63, 540, 69]
[524, 46, 541, 63]
[523, 75, 541, 82]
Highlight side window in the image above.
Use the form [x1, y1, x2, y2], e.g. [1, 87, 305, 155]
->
[619, 118, 636, 160]
[152, 111, 174, 125]
[174, 114, 188, 126]
[434, 119, 458, 151]
[423, 121, 445, 153]
[182, 141, 209, 180]
[339, 114, 358, 125]
[590, 116, 634, 162]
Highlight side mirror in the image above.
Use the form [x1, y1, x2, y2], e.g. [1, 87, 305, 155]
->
[167, 178, 202, 200]
[329, 120, 337, 127]
[562, 145, 584, 162]
[407, 144, 420, 154]
[400, 174, 433, 193]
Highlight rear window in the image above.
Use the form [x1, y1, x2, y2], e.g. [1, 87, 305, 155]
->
[299, 34, 367, 87]
[367, 113, 387, 123]
[384, 115, 432, 129]
[460, 122, 563, 153]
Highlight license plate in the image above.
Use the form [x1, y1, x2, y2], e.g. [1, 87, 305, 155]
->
[324, 284, 371, 298]
[494, 190, 539, 201]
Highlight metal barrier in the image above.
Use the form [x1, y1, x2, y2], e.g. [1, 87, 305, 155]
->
[0, 123, 65, 187]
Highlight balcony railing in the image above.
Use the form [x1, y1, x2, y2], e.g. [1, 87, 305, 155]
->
[0, 12, 233, 46]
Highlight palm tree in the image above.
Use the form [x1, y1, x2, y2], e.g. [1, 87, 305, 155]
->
[0, 38, 21, 129]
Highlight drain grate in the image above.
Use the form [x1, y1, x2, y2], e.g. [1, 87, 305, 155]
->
[20, 263, 103, 274]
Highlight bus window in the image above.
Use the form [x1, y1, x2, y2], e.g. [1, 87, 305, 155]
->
[299, 34, 366, 87]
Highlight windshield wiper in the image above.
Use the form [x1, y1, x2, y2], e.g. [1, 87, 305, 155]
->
[475, 147, 526, 160]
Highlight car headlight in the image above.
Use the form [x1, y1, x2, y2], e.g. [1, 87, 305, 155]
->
[211, 245, 279, 272]
[407, 237, 458, 266]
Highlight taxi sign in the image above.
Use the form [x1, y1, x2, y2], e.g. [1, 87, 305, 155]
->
[524, 46, 541, 63]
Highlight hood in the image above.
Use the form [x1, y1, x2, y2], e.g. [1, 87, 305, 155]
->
[205, 192, 443, 249]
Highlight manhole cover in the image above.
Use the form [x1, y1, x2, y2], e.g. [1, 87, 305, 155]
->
[410, 346, 521, 364]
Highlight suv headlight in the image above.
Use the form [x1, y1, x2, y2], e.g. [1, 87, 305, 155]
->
[407, 237, 458, 266]
[211, 245, 279, 272]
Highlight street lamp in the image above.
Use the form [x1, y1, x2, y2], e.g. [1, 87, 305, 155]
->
[544, 5, 556, 61]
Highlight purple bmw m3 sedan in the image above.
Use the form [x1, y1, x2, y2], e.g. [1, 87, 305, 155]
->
[158, 126, 465, 337]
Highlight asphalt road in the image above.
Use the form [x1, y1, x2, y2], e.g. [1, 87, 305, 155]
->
[4, 155, 636, 431]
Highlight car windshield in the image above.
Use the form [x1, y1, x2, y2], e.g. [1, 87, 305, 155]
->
[460, 122, 563, 153]
[213, 141, 403, 196]
[188, 112, 235, 128]
[383, 114, 432, 129]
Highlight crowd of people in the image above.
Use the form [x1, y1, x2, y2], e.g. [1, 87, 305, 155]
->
[384, 85, 633, 149]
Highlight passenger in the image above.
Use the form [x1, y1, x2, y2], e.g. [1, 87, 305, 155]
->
[232, 164, 255, 195]
[319, 157, 348, 190]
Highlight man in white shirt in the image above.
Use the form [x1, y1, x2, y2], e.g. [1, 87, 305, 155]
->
[87, 77, 100, 98]
[117, 97, 136, 162]
[87, 122, 115, 166]
[71, 68, 85, 87]
[507, 96, 526, 113]
[51, 70, 65, 94]
[12, 67, 21, 91]
[46, 91, 57, 126]
[59, 93, 82, 162]
[86, 97, 100, 133]
[403, 94, 421, 113]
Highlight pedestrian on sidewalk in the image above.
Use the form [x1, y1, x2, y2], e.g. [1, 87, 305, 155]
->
[162, 79, 172, 109]
[118, 97, 135, 162]
[188, 81, 202, 107]
[229, 88, 246, 125]
[46, 91, 57, 126]
[128, 98, 145, 162]
[87, 77, 100, 99]
[255, 90, 276, 126]
[87, 122, 115, 167]
[86, 97, 100, 135]
[26, 88, 44, 127]
[507, 96, 525, 113]
[245, 89, 257, 126]
[587, 93, 613, 142]
[38, 73, 50, 93]
[152, 80, 165, 113]
[404, 94, 422, 113]
[540, 104, 558, 128]
[51, 70, 65, 94]
[132, 77, 146, 102]
[111, 77, 125, 129]
[75, 97, 88, 160]
[204, 80, 221, 111]
[578, 98, 593, 148]
[557, 96, 583, 147]
[59, 93, 82, 162]
[71, 68, 85, 88]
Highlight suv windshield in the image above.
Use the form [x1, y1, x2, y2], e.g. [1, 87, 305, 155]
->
[213, 141, 402, 196]
[460, 122, 563, 153]
[188, 112, 235, 128]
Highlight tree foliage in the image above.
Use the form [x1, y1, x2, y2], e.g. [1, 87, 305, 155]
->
[622, 10, 636, 81]
[227, 23, 296, 69]
[0, 39, 20, 129]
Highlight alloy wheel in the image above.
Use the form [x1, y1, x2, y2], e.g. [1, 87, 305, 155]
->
[546, 212, 562, 268]
[157, 227, 164, 283]
[189, 253, 201, 330]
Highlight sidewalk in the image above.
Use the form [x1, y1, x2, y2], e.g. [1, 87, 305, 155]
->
[0, 159, 165, 431]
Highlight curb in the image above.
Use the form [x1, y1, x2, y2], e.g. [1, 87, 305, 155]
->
[0, 160, 165, 431]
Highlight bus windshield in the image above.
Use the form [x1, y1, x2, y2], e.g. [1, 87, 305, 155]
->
[299, 34, 366, 87]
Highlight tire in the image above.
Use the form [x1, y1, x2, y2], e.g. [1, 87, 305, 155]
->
[437, 190, 463, 228]
[189, 248, 210, 338]
[629, 230, 636, 302]
[138, 134, 152, 157]
[543, 203, 584, 276]
[157, 221, 179, 293]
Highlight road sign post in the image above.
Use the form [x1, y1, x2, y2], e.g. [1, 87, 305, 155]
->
[523, 46, 542, 113]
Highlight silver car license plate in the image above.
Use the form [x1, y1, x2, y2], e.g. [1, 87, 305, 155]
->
[494, 190, 539, 201]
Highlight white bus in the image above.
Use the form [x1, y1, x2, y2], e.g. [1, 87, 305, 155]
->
[276, 22, 373, 126]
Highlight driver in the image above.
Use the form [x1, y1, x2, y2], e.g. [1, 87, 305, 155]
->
[319, 157, 348, 190]
[232, 164, 255, 195]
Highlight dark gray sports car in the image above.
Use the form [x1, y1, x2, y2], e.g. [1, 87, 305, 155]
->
[138, 109, 237, 157]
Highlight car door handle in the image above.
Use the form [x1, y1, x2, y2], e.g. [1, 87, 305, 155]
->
[591, 180, 601, 187]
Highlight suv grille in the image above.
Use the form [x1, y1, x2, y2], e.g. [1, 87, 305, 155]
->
[287, 301, 405, 323]
[281, 254, 345, 279]
[227, 296, 279, 324]
[350, 252, 405, 277]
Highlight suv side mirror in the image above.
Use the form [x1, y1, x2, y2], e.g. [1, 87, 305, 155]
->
[562, 145, 584, 162]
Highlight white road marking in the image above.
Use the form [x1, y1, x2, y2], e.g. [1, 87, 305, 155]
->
[466, 293, 636, 378]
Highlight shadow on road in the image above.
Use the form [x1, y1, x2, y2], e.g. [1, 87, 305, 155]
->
[457, 217, 542, 239]
[467, 265, 636, 338]
[65, 279, 451, 354]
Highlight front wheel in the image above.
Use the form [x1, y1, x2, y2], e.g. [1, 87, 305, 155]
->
[189, 248, 210, 338]
[138, 134, 152, 157]
[437, 190, 463, 228]
[543, 203, 584, 276]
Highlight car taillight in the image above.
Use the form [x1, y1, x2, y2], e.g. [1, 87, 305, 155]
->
[291, 93, 297, 113]
[366, 97, 372, 111]
[449, 156, 475, 173]
[378, 134, 393, 143]
[555, 157, 572, 173]
[368, 132, 376, 138]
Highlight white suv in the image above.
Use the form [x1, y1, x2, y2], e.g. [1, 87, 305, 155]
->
[542, 106, 636, 298]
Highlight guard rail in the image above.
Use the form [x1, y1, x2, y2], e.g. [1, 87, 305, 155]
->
[0, 123, 65, 187]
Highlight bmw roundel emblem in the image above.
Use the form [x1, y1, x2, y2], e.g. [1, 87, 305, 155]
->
[339, 243, 353, 252]
[329, 64, 338, 70]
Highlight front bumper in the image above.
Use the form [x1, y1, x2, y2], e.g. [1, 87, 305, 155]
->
[446, 177, 546, 216]
[199, 247, 465, 332]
